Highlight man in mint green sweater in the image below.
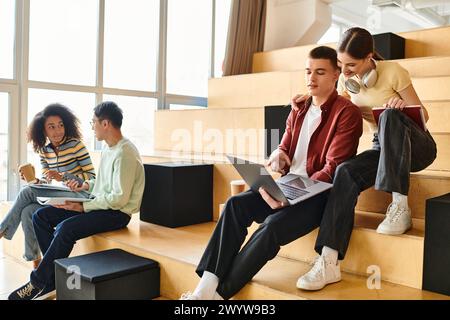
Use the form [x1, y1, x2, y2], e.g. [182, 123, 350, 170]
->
[9, 101, 145, 300]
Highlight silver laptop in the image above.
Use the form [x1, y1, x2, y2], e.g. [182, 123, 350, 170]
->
[227, 155, 332, 205]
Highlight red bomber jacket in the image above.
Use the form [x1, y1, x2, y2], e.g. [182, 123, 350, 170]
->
[278, 90, 363, 183]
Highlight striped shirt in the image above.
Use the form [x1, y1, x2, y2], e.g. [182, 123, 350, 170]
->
[39, 138, 96, 181]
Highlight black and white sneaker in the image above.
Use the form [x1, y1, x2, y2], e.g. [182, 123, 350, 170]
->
[34, 285, 56, 300]
[8, 282, 43, 300]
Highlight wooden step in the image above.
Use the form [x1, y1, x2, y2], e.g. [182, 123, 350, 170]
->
[413, 76, 450, 101]
[209, 72, 450, 109]
[255, 55, 450, 77]
[424, 100, 450, 132]
[2, 194, 449, 298]
[397, 56, 450, 78]
[208, 71, 302, 109]
[266, 211, 425, 289]
[153, 103, 450, 161]
[154, 108, 265, 156]
[356, 170, 450, 219]
[252, 26, 450, 73]
[252, 43, 327, 73]
[70, 215, 449, 300]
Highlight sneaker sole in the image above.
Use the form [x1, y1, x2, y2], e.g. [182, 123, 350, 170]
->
[297, 277, 342, 291]
[34, 290, 56, 300]
[376, 224, 412, 235]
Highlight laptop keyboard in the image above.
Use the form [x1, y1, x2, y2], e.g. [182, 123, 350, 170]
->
[278, 182, 309, 200]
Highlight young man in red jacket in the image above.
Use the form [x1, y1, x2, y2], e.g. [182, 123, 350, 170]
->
[181, 46, 363, 300]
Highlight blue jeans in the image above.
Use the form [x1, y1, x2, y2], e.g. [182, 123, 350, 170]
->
[30, 206, 131, 290]
[0, 185, 82, 261]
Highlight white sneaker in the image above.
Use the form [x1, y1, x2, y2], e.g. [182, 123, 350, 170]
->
[179, 291, 201, 300]
[376, 202, 412, 235]
[296, 256, 341, 291]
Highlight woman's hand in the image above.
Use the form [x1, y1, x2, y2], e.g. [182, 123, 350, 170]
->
[259, 187, 287, 210]
[291, 94, 310, 111]
[267, 149, 291, 175]
[54, 201, 84, 212]
[45, 170, 64, 182]
[383, 97, 407, 110]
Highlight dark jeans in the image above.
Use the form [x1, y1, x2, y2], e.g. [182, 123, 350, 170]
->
[315, 108, 437, 260]
[30, 206, 131, 290]
[196, 189, 329, 300]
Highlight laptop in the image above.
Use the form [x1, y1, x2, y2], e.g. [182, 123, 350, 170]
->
[372, 105, 427, 131]
[226, 155, 333, 205]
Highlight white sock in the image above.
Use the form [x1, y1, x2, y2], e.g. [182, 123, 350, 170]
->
[392, 192, 408, 208]
[193, 271, 219, 300]
[321, 246, 338, 264]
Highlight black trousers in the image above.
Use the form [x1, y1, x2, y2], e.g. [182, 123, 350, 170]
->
[196, 190, 329, 300]
[315, 108, 437, 260]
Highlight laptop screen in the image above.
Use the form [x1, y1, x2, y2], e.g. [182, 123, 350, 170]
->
[284, 176, 318, 189]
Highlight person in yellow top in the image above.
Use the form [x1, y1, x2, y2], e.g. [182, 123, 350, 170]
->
[293, 27, 437, 291]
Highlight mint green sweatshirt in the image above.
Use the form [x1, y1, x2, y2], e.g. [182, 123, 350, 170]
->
[83, 138, 145, 215]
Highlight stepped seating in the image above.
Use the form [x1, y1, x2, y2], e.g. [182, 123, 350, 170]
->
[1, 197, 449, 299]
[68, 215, 448, 299]
[3, 27, 450, 300]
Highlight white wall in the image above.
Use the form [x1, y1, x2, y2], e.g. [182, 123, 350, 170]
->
[264, 0, 332, 51]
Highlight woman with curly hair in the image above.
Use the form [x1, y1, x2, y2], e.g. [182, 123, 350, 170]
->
[0, 103, 95, 268]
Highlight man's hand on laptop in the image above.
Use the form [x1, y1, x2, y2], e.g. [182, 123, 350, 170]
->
[267, 149, 291, 175]
[259, 187, 287, 209]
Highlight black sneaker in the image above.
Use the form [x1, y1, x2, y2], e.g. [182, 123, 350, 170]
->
[8, 282, 43, 300]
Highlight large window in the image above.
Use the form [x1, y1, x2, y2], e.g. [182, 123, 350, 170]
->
[0, 0, 15, 79]
[166, 0, 212, 97]
[103, 0, 159, 91]
[214, 0, 232, 77]
[2, 0, 231, 199]
[0, 93, 9, 200]
[28, 0, 98, 85]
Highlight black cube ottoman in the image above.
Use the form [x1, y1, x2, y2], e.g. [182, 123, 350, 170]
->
[423, 193, 450, 296]
[55, 249, 160, 300]
[264, 105, 291, 159]
[373, 32, 405, 60]
[140, 162, 213, 227]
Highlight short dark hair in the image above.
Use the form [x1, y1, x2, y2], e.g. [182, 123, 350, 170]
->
[337, 27, 383, 60]
[308, 46, 339, 70]
[27, 103, 82, 153]
[94, 101, 123, 129]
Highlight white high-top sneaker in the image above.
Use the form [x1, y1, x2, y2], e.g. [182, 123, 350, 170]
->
[296, 256, 341, 291]
[376, 202, 412, 235]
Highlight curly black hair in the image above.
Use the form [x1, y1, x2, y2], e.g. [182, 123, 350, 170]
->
[27, 103, 82, 153]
